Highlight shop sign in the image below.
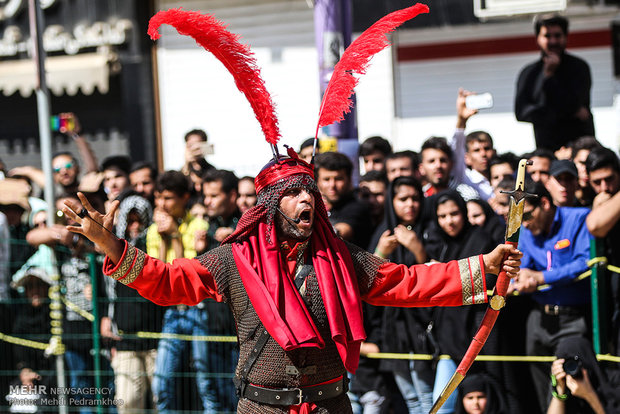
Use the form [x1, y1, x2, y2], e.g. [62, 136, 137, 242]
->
[0, 19, 132, 57]
[0, 0, 56, 21]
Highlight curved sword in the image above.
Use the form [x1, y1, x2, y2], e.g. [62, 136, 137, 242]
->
[429, 159, 535, 414]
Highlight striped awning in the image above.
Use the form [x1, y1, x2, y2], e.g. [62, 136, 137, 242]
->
[0, 51, 117, 97]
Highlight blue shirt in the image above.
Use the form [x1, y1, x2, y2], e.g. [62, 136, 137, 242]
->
[519, 206, 592, 306]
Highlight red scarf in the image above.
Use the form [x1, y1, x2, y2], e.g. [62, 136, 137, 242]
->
[231, 209, 366, 373]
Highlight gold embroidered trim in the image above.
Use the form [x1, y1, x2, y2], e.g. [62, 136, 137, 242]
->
[120, 249, 146, 285]
[458, 258, 473, 305]
[469, 256, 485, 304]
[109, 246, 136, 281]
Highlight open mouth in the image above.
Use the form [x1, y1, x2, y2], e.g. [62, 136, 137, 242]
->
[299, 210, 312, 223]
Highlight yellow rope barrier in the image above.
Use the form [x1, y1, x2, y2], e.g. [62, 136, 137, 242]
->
[8, 251, 617, 361]
[1, 328, 617, 363]
[132, 331, 238, 343]
[596, 354, 620, 363]
[494, 257, 620, 297]
[0, 332, 50, 350]
[61, 296, 95, 322]
[362, 352, 618, 363]
[364, 353, 557, 362]
[587, 257, 608, 267]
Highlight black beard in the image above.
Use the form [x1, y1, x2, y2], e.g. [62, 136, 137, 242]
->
[275, 212, 311, 242]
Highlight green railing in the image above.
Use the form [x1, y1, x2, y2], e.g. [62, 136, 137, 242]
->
[1, 236, 618, 413]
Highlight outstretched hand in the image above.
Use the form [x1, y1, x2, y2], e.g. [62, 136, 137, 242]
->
[482, 244, 522, 278]
[62, 192, 125, 264]
[456, 87, 478, 128]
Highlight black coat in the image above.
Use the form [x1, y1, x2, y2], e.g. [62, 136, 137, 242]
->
[515, 51, 594, 151]
[423, 190, 495, 361]
[367, 179, 434, 375]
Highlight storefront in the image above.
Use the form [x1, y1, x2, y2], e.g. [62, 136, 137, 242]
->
[0, 0, 158, 170]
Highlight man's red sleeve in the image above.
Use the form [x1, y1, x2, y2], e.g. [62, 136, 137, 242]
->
[102, 241, 222, 306]
[363, 255, 487, 307]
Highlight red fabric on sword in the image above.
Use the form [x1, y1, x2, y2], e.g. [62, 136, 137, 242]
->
[457, 309, 499, 375]
[456, 250, 513, 375]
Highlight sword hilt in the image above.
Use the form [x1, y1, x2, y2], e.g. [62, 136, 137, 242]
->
[499, 188, 538, 204]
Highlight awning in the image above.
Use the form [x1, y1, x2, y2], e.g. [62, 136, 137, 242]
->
[0, 52, 116, 97]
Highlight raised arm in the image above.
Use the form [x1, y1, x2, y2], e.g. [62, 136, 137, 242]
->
[102, 242, 220, 306]
[62, 192, 222, 306]
[363, 244, 521, 307]
[586, 191, 620, 238]
[449, 88, 477, 184]
[61, 113, 98, 174]
[8, 165, 46, 188]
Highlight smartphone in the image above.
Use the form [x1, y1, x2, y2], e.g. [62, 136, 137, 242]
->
[198, 142, 214, 156]
[50, 114, 75, 132]
[465, 93, 493, 110]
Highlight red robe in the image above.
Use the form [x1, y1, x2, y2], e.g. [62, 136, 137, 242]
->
[103, 241, 487, 413]
[103, 241, 486, 310]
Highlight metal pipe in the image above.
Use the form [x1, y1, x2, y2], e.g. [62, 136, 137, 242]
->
[28, 1, 68, 412]
[89, 253, 103, 413]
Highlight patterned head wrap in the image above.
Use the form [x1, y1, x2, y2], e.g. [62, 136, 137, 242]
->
[115, 195, 153, 244]
[224, 147, 328, 245]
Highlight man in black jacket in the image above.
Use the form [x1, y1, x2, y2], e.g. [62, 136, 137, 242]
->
[315, 152, 372, 249]
[515, 14, 594, 152]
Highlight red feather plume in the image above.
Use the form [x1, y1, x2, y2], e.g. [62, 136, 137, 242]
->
[315, 3, 429, 136]
[148, 9, 280, 145]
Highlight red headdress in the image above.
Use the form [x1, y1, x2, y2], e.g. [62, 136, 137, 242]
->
[148, 3, 429, 373]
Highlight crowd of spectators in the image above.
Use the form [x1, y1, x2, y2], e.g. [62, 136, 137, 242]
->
[0, 12, 619, 414]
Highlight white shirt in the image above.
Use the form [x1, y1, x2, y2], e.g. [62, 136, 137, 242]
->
[449, 129, 494, 201]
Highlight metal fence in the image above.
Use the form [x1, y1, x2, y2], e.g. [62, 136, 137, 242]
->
[1, 237, 618, 413]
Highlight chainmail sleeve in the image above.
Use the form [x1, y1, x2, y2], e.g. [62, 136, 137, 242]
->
[195, 243, 234, 303]
[343, 241, 387, 297]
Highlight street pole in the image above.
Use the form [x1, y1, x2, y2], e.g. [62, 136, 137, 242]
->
[314, 0, 360, 181]
[27, 1, 68, 412]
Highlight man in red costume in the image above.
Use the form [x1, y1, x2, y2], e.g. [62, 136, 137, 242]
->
[62, 150, 521, 413]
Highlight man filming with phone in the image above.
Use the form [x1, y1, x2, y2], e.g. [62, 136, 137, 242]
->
[182, 129, 215, 177]
[515, 14, 594, 153]
[447, 88, 496, 201]
[8, 113, 99, 195]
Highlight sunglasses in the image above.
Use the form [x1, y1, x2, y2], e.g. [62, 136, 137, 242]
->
[53, 162, 73, 173]
[522, 208, 536, 222]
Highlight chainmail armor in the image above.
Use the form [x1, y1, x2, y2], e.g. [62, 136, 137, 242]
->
[196, 239, 385, 413]
[344, 240, 387, 296]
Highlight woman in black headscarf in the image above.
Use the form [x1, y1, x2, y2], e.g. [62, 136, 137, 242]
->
[424, 190, 493, 264]
[424, 190, 496, 413]
[466, 198, 505, 246]
[367, 176, 435, 413]
[454, 373, 508, 414]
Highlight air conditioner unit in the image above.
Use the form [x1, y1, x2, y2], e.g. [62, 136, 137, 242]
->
[474, 0, 567, 19]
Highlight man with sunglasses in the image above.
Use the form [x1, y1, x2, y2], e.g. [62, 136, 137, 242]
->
[52, 152, 82, 193]
[509, 181, 592, 412]
[8, 113, 98, 194]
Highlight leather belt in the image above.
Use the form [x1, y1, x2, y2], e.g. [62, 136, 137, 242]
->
[241, 377, 346, 406]
[540, 304, 586, 317]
